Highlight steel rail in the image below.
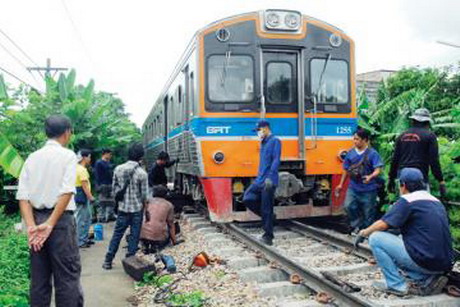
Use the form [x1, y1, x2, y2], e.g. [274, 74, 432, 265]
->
[285, 220, 374, 259]
[223, 223, 374, 307]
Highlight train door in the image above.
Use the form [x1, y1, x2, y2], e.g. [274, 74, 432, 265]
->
[262, 50, 305, 160]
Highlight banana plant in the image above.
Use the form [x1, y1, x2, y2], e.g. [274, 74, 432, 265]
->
[0, 132, 23, 178]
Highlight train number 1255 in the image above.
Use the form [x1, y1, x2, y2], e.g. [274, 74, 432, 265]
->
[336, 126, 352, 134]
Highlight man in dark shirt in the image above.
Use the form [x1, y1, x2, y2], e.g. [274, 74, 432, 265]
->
[94, 149, 115, 222]
[243, 120, 281, 246]
[359, 168, 453, 296]
[148, 151, 178, 188]
[388, 108, 446, 198]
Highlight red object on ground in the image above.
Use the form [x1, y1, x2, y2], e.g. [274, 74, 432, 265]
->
[200, 177, 233, 222]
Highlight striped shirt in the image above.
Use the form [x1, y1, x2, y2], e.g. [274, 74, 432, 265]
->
[112, 161, 149, 213]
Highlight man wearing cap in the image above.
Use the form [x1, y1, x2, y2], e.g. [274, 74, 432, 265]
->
[359, 168, 453, 296]
[388, 108, 446, 198]
[242, 120, 281, 246]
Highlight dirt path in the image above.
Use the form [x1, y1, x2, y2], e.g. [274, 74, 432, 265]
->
[79, 222, 135, 307]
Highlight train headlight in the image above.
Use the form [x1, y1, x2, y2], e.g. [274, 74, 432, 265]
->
[338, 150, 348, 162]
[329, 33, 343, 47]
[266, 12, 280, 28]
[264, 10, 301, 31]
[213, 151, 225, 164]
[285, 13, 300, 29]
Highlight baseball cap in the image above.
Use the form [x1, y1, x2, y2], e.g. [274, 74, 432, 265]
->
[252, 120, 270, 131]
[399, 168, 424, 184]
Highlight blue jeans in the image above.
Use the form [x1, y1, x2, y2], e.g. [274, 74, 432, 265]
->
[369, 231, 441, 291]
[75, 201, 92, 246]
[345, 188, 377, 230]
[105, 211, 143, 263]
[243, 183, 275, 239]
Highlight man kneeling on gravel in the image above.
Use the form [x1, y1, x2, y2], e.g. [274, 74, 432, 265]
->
[359, 168, 453, 296]
[140, 185, 177, 253]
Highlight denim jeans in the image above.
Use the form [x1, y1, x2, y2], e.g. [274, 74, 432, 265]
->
[243, 183, 275, 240]
[105, 211, 143, 263]
[369, 231, 441, 292]
[344, 188, 377, 230]
[75, 201, 92, 246]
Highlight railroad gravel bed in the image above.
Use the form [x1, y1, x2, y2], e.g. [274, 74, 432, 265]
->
[131, 218, 275, 307]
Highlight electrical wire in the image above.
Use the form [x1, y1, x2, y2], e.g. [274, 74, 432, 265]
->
[0, 65, 41, 92]
[0, 27, 44, 79]
[0, 41, 41, 86]
[60, 0, 97, 72]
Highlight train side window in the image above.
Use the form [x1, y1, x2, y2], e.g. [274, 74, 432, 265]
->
[189, 72, 195, 116]
[208, 55, 254, 103]
[310, 59, 348, 104]
[266, 62, 293, 104]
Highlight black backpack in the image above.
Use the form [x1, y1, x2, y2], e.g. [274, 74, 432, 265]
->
[347, 149, 369, 181]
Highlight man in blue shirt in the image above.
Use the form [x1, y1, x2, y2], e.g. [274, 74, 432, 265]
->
[359, 168, 453, 296]
[243, 120, 281, 246]
[94, 149, 115, 222]
[336, 128, 383, 231]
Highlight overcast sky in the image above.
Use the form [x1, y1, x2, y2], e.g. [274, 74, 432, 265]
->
[1, 0, 459, 126]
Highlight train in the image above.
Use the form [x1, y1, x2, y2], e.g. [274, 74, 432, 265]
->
[142, 9, 356, 222]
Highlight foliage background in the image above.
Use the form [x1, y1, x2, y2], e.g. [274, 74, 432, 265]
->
[0, 70, 141, 211]
[359, 64, 460, 247]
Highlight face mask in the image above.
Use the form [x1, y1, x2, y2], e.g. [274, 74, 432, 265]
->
[257, 130, 265, 140]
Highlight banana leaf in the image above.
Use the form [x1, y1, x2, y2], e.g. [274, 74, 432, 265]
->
[0, 132, 24, 178]
[0, 74, 8, 100]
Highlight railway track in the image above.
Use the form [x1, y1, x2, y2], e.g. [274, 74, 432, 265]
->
[183, 210, 459, 306]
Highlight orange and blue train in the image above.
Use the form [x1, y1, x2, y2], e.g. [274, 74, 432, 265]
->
[143, 10, 355, 222]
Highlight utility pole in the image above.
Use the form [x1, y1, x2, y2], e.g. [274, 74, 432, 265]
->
[27, 58, 68, 78]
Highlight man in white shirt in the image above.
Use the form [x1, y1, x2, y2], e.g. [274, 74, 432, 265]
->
[16, 115, 83, 307]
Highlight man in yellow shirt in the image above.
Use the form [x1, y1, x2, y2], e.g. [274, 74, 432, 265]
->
[75, 149, 95, 248]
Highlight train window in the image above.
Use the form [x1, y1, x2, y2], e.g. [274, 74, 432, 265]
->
[190, 72, 195, 116]
[208, 55, 254, 103]
[266, 62, 293, 104]
[310, 59, 348, 104]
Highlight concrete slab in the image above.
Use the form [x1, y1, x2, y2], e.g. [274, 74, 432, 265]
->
[258, 281, 310, 298]
[239, 266, 288, 283]
[275, 299, 323, 307]
[79, 222, 134, 307]
[319, 263, 376, 275]
[212, 247, 246, 258]
[227, 256, 268, 270]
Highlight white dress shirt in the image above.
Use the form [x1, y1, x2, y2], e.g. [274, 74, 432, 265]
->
[16, 139, 77, 210]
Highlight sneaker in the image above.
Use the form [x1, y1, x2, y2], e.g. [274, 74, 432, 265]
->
[102, 262, 112, 270]
[87, 240, 95, 245]
[258, 235, 273, 246]
[372, 281, 408, 297]
[423, 275, 448, 296]
[79, 242, 91, 248]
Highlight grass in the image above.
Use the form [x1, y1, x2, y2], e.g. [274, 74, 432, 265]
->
[0, 208, 29, 307]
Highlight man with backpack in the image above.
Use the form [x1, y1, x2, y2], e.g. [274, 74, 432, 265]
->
[335, 128, 384, 231]
[102, 143, 149, 270]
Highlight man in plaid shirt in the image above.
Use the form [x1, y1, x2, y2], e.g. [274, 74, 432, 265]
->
[103, 143, 149, 270]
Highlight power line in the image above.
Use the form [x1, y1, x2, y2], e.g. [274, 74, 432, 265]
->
[437, 40, 460, 49]
[0, 27, 45, 80]
[0, 40, 41, 85]
[60, 0, 96, 71]
[0, 28, 42, 68]
[0, 65, 41, 92]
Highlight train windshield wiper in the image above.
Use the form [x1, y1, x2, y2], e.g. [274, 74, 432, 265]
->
[220, 50, 232, 87]
[314, 53, 331, 102]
